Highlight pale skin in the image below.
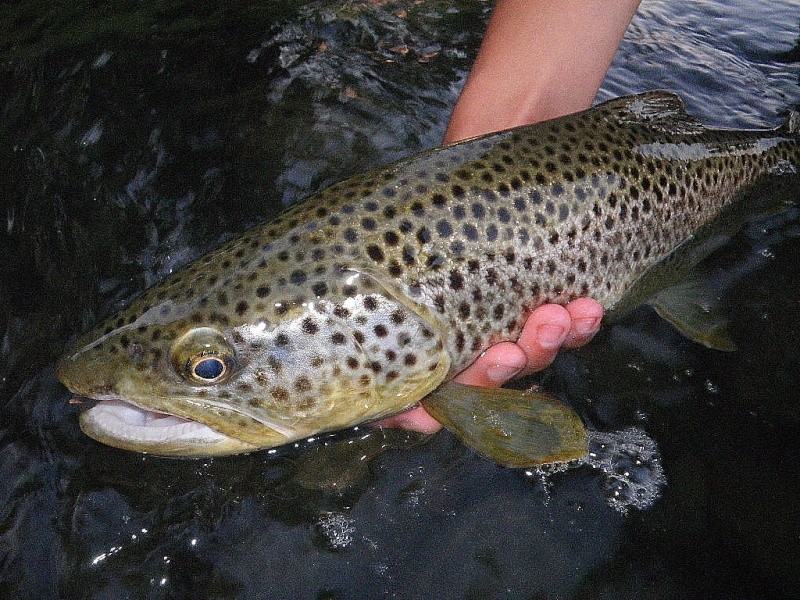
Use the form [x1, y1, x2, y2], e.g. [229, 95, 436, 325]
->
[378, 0, 642, 433]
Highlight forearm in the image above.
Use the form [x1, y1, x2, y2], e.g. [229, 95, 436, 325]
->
[444, 0, 641, 143]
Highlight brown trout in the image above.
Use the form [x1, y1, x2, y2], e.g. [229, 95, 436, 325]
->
[56, 92, 800, 466]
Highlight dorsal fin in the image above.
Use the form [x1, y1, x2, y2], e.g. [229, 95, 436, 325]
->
[597, 91, 706, 135]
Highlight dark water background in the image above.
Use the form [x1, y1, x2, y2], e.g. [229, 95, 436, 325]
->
[2, 1, 800, 598]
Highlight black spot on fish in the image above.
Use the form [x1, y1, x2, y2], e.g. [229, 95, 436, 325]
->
[455, 331, 466, 352]
[366, 245, 385, 263]
[363, 296, 378, 311]
[311, 282, 328, 297]
[302, 318, 319, 335]
[436, 220, 453, 237]
[458, 302, 471, 319]
[463, 224, 479, 241]
[493, 304, 505, 320]
[384, 231, 400, 246]
[402, 245, 416, 266]
[449, 270, 465, 291]
[294, 376, 312, 392]
[333, 306, 351, 319]
[416, 227, 431, 244]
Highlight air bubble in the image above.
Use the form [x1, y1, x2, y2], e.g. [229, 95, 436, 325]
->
[313, 512, 356, 550]
[585, 427, 666, 514]
[524, 427, 666, 515]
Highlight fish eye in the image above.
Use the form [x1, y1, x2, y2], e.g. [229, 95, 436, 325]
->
[190, 355, 226, 381]
[171, 327, 238, 385]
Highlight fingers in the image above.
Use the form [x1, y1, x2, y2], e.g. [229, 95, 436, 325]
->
[453, 342, 527, 387]
[563, 297, 604, 349]
[515, 303, 572, 375]
[509, 298, 604, 375]
[371, 405, 443, 434]
[374, 298, 604, 434]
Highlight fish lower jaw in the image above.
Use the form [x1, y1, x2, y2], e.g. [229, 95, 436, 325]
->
[78, 399, 260, 457]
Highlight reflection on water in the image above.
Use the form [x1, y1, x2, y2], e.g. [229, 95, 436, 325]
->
[2, 0, 800, 598]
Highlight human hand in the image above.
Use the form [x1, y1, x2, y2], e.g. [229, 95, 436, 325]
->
[376, 298, 603, 433]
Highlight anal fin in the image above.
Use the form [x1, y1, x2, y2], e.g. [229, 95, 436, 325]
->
[648, 278, 736, 351]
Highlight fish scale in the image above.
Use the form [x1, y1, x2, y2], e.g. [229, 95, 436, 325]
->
[56, 91, 800, 460]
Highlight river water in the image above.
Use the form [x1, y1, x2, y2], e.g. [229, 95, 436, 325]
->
[1, 1, 799, 598]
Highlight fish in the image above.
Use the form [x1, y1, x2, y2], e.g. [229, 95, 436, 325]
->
[55, 91, 800, 466]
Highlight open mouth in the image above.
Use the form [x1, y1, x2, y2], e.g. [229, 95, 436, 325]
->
[79, 399, 227, 441]
[73, 398, 258, 456]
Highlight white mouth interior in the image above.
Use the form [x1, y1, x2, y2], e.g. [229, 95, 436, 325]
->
[80, 399, 231, 445]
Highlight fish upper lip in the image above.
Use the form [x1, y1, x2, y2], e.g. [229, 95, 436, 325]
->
[67, 395, 102, 411]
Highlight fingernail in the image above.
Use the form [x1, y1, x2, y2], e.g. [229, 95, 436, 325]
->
[573, 317, 600, 337]
[486, 363, 523, 383]
[537, 324, 567, 350]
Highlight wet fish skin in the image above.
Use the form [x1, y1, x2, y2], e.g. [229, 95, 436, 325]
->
[56, 91, 800, 459]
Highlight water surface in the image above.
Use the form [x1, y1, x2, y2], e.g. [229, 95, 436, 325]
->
[1, 1, 799, 598]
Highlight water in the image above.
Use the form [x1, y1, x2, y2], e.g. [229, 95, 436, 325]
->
[2, 1, 800, 598]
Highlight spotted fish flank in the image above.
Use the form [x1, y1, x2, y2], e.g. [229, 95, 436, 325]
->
[56, 92, 800, 465]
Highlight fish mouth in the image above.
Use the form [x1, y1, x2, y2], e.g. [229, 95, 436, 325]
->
[75, 397, 262, 457]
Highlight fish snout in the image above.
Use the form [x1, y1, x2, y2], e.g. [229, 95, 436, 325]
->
[56, 343, 118, 399]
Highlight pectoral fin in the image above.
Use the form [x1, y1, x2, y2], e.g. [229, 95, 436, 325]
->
[421, 381, 587, 467]
[648, 279, 736, 351]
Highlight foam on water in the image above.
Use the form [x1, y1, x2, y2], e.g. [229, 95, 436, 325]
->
[586, 428, 666, 515]
[528, 427, 666, 515]
[312, 512, 356, 551]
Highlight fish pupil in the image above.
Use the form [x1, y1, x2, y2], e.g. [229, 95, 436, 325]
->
[194, 357, 225, 380]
